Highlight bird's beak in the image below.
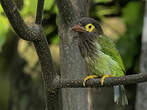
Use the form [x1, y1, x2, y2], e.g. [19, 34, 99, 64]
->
[72, 24, 85, 32]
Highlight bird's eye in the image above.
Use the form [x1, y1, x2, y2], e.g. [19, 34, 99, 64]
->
[85, 23, 95, 32]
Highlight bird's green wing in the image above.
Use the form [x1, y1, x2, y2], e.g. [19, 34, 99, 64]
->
[96, 35, 125, 72]
[85, 50, 124, 77]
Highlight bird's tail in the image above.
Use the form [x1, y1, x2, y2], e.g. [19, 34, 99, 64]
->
[114, 85, 128, 105]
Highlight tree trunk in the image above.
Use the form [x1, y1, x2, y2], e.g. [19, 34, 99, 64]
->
[135, 1, 147, 110]
[57, 0, 91, 110]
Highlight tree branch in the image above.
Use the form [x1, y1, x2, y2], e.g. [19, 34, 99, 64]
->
[0, 0, 40, 41]
[53, 73, 147, 88]
[33, 27, 58, 110]
[35, 0, 44, 24]
[0, 0, 58, 110]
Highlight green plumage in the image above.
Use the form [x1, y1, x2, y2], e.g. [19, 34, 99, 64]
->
[86, 35, 125, 77]
[72, 17, 128, 105]
[86, 35, 128, 105]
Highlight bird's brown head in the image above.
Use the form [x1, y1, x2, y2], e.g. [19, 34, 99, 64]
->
[71, 17, 103, 57]
[72, 17, 103, 37]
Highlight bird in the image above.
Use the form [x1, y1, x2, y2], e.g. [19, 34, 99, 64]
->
[71, 17, 128, 105]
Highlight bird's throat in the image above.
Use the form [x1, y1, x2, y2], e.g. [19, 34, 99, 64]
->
[78, 37, 97, 58]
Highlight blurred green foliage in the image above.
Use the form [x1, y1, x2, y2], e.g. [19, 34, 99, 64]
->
[21, 0, 37, 16]
[0, 77, 10, 110]
[0, 0, 58, 51]
[117, 1, 144, 71]
[0, 6, 9, 51]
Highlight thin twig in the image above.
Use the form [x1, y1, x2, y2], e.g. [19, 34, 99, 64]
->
[36, 0, 44, 24]
[54, 73, 147, 88]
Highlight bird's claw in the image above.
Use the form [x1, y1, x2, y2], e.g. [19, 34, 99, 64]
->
[83, 75, 98, 86]
[100, 75, 113, 86]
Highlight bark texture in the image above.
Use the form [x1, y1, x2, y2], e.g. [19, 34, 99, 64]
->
[57, 0, 91, 110]
[135, 2, 147, 109]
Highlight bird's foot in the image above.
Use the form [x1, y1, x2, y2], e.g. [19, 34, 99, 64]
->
[83, 75, 98, 86]
[100, 75, 113, 86]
